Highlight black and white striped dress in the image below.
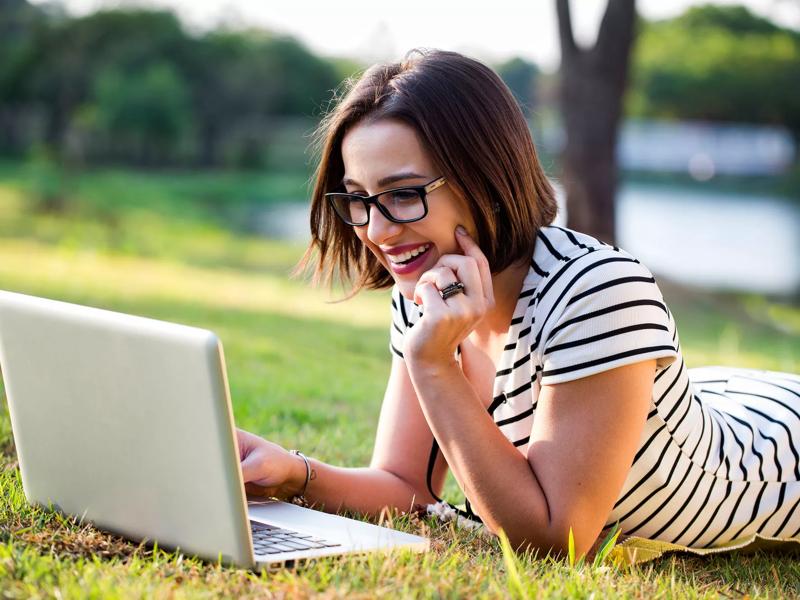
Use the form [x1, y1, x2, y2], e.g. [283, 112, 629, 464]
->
[389, 225, 800, 547]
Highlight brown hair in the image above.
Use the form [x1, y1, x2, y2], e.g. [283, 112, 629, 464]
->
[299, 47, 557, 294]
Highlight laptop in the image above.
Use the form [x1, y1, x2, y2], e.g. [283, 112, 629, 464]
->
[0, 290, 428, 568]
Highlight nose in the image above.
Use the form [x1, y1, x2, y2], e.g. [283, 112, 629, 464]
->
[365, 205, 402, 245]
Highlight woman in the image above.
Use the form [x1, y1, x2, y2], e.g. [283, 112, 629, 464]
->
[237, 48, 800, 557]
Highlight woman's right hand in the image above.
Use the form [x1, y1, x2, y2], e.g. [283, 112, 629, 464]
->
[236, 428, 305, 499]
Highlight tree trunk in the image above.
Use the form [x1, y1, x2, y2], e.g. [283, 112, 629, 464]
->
[198, 121, 220, 167]
[556, 0, 636, 244]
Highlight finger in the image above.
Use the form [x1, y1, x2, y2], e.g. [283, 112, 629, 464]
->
[414, 280, 446, 311]
[245, 482, 277, 498]
[415, 269, 469, 308]
[240, 450, 263, 483]
[236, 428, 251, 458]
[427, 268, 473, 307]
[432, 254, 484, 302]
[454, 227, 494, 306]
[418, 266, 459, 292]
[415, 267, 453, 305]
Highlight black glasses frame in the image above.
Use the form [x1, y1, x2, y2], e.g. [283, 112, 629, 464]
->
[326, 176, 447, 226]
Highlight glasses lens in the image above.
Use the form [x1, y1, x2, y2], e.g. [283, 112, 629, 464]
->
[329, 194, 368, 225]
[377, 189, 425, 222]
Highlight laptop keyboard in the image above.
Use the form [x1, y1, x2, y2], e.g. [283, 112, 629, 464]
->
[250, 520, 342, 555]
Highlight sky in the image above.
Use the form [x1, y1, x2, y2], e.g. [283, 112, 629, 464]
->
[32, 0, 800, 71]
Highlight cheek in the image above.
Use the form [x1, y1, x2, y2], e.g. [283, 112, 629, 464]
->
[353, 226, 367, 246]
[354, 228, 388, 267]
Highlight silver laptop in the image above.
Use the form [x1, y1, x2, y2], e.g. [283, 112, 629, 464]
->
[0, 290, 428, 568]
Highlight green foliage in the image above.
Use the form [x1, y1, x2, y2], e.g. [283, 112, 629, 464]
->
[497, 529, 527, 599]
[495, 56, 539, 116]
[629, 5, 800, 134]
[678, 4, 785, 35]
[0, 2, 342, 166]
[0, 0, 42, 103]
[592, 522, 621, 568]
[0, 158, 312, 237]
[327, 56, 368, 86]
[23, 147, 72, 213]
[568, 528, 576, 568]
[84, 62, 191, 162]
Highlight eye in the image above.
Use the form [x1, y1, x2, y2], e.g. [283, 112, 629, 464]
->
[341, 184, 365, 195]
[390, 189, 421, 203]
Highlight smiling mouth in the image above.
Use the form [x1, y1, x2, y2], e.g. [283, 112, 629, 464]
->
[387, 243, 432, 265]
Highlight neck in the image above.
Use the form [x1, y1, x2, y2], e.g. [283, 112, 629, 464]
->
[472, 259, 530, 340]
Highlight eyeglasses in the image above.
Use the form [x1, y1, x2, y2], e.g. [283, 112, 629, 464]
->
[326, 176, 447, 226]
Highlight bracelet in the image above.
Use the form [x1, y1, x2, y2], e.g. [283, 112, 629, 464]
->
[289, 449, 311, 507]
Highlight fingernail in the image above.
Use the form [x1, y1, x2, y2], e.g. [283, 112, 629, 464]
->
[456, 225, 467, 235]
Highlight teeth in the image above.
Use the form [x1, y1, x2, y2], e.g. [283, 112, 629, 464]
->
[388, 244, 430, 264]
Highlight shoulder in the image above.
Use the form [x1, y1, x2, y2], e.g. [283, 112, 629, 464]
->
[532, 226, 662, 313]
[528, 227, 678, 384]
[533, 226, 611, 273]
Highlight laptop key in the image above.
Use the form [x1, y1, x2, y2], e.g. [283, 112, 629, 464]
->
[258, 547, 288, 555]
[265, 543, 296, 552]
[250, 520, 341, 553]
[278, 540, 315, 551]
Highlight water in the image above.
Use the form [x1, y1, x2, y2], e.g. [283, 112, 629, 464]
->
[616, 184, 800, 297]
[251, 183, 800, 297]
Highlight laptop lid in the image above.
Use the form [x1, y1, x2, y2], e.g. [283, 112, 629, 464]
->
[0, 290, 254, 567]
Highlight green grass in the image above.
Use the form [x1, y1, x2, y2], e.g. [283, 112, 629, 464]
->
[0, 158, 313, 234]
[1, 167, 800, 597]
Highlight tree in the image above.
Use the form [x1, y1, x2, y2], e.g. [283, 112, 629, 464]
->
[556, 0, 636, 244]
[87, 62, 191, 165]
[1, 4, 354, 167]
[628, 5, 800, 137]
[26, 8, 191, 150]
[496, 56, 539, 116]
[0, 0, 44, 154]
[184, 30, 340, 166]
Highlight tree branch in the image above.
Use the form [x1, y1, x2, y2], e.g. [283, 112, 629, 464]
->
[594, 0, 636, 66]
[556, 0, 577, 60]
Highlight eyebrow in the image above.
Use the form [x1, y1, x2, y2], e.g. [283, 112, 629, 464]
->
[341, 172, 427, 188]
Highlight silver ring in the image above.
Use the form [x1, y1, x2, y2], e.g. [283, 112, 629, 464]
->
[439, 281, 465, 300]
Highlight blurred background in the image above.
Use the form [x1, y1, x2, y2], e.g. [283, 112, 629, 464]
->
[0, 0, 797, 361]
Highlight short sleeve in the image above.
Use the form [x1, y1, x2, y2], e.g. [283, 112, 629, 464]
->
[539, 250, 678, 386]
[389, 285, 421, 359]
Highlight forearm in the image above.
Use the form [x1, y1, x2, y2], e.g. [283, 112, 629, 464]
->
[298, 458, 431, 518]
[407, 358, 563, 551]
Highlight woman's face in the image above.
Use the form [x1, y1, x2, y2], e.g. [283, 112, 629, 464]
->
[340, 118, 475, 301]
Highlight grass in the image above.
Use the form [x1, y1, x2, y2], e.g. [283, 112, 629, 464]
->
[0, 158, 314, 236]
[1, 165, 800, 597]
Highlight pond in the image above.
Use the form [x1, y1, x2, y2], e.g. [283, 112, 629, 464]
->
[616, 184, 800, 297]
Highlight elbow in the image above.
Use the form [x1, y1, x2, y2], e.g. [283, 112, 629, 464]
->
[374, 466, 439, 510]
[485, 516, 596, 560]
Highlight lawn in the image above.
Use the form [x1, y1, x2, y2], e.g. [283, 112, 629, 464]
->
[0, 165, 799, 598]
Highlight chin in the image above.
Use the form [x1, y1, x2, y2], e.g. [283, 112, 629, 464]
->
[396, 280, 419, 303]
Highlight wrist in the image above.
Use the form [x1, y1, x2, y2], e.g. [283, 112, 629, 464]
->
[406, 353, 460, 377]
[286, 450, 309, 498]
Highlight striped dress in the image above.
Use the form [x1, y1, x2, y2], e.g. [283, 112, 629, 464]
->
[389, 225, 800, 547]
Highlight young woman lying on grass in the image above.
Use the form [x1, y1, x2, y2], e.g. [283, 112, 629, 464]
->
[237, 48, 800, 558]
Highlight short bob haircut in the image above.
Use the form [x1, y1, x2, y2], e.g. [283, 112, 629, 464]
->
[301, 48, 558, 294]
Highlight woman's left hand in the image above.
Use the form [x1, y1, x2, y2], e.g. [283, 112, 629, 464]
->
[404, 226, 495, 366]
